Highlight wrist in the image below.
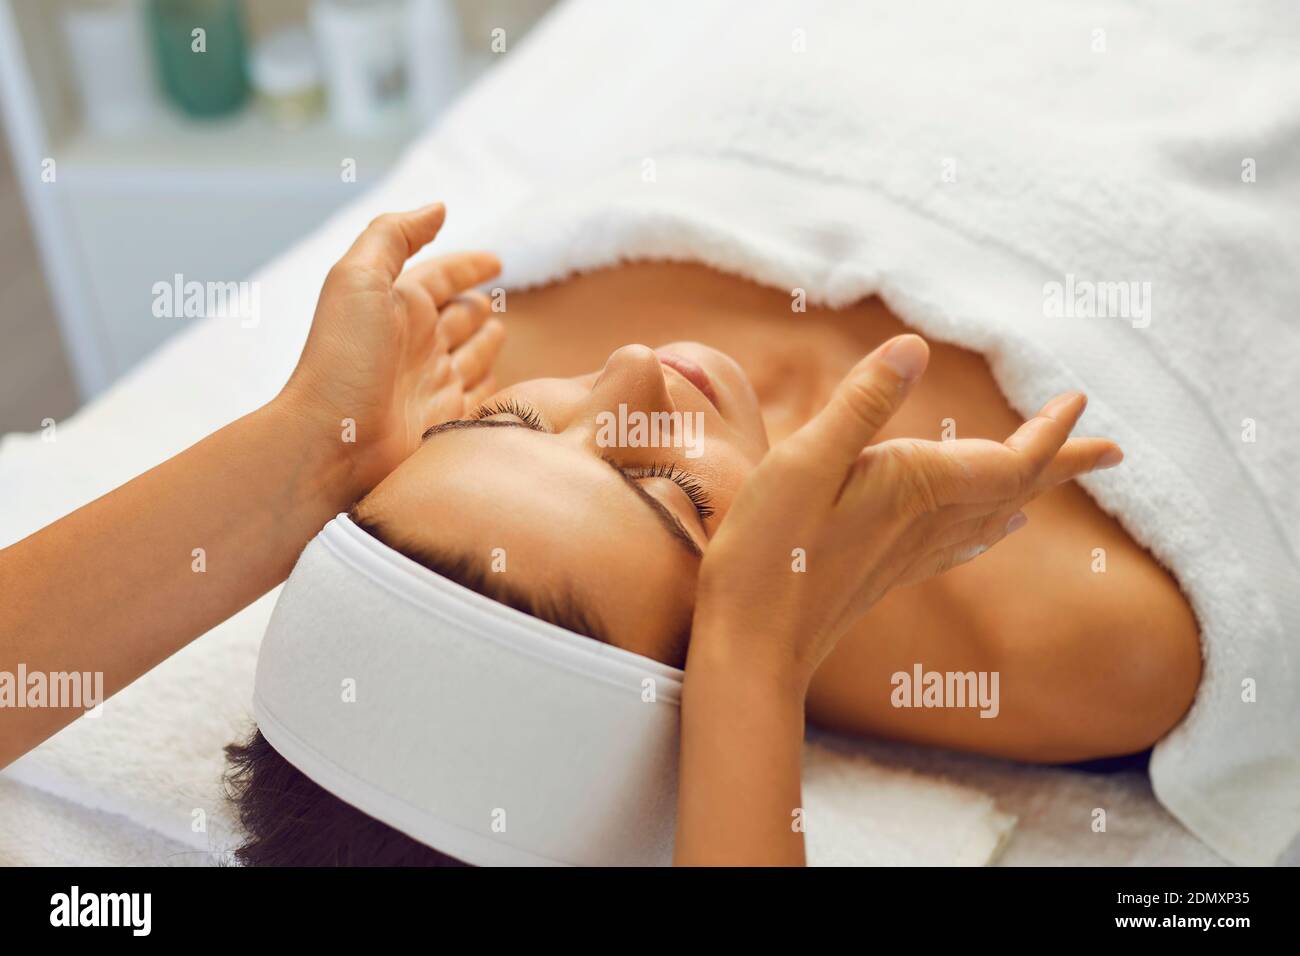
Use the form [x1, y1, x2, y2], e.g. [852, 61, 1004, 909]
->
[689, 562, 823, 697]
[258, 396, 365, 511]
[686, 607, 815, 704]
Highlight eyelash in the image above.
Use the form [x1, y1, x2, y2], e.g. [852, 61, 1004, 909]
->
[473, 397, 546, 431]
[622, 461, 716, 521]
[474, 397, 715, 522]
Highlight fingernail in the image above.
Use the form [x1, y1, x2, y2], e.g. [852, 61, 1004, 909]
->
[1097, 447, 1124, 469]
[1043, 391, 1086, 417]
[1005, 511, 1028, 534]
[881, 336, 928, 382]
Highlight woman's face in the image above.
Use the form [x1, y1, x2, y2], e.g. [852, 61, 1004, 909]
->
[360, 342, 769, 665]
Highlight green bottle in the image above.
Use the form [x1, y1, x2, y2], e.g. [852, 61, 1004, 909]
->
[148, 0, 249, 118]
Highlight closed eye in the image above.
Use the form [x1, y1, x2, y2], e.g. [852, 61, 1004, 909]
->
[419, 412, 705, 558]
[472, 397, 549, 431]
[619, 461, 714, 522]
[470, 399, 714, 525]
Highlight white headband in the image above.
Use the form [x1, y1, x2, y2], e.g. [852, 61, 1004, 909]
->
[254, 515, 684, 866]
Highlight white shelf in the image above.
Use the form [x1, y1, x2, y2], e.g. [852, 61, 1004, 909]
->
[0, 0, 532, 397]
[53, 106, 419, 195]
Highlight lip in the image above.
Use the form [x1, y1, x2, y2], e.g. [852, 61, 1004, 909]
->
[656, 350, 719, 410]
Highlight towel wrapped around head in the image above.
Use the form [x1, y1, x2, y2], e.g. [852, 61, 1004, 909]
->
[253, 514, 683, 867]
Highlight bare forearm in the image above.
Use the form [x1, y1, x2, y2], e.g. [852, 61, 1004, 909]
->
[674, 636, 808, 866]
[0, 399, 353, 767]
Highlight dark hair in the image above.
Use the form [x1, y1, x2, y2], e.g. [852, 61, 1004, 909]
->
[225, 503, 610, 866]
[224, 727, 467, 866]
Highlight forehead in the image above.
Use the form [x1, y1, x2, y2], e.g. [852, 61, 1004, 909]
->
[364, 426, 698, 659]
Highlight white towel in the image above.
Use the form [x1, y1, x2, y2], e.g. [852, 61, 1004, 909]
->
[0, 779, 205, 868]
[438, 0, 1300, 865]
[4, 0, 1296, 866]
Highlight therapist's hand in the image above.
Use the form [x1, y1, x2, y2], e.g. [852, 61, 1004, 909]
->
[278, 203, 504, 497]
[690, 334, 1123, 690]
[0, 203, 503, 770]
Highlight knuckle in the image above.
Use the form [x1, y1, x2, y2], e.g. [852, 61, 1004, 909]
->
[1013, 458, 1036, 498]
[885, 443, 943, 517]
[840, 377, 896, 429]
[324, 260, 361, 289]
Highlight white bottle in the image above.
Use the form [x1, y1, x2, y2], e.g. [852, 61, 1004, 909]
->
[407, 0, 461, 123]
[60, 0, 159, 135]
[310, 0, 409, 134]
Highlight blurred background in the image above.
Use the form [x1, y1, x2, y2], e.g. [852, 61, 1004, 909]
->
[0, 0, 558, 433]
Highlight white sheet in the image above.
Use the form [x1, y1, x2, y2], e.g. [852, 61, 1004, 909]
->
[4, 0, 1298, 866]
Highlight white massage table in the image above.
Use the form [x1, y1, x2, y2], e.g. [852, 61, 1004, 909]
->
[4, 0, 1298, 866]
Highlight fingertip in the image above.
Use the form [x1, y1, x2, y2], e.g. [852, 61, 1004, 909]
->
[1096, 445, 1124, 469]
[407, 203, 446, 237]
[398, 203, 446, 258]
[1040, 390, 1086, 418]
[879, 334, 930, 383]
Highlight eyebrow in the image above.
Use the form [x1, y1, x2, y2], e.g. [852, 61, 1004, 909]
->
[422, 418, 704, 560]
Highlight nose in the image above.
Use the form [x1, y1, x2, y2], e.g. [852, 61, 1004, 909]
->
[589, 344, 675, 416]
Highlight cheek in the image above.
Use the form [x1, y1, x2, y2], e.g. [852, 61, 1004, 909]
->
[701, 452, 757, 522]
